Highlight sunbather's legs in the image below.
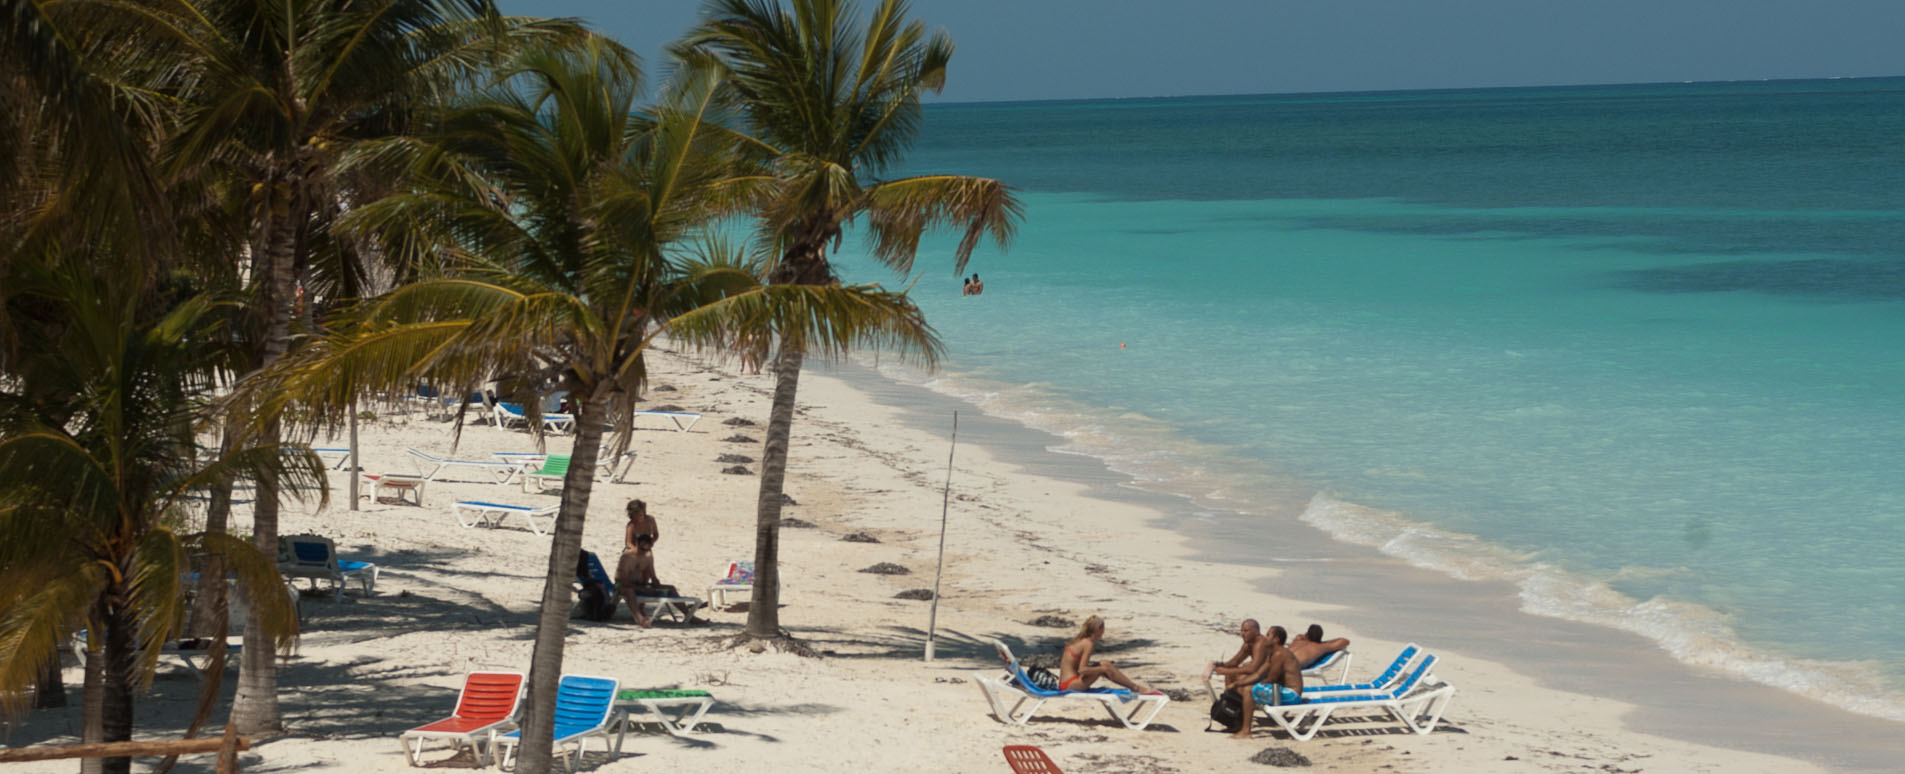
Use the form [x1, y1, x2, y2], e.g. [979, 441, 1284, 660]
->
[1080, 659, 1148, 693]
[615, 550, 657, 627]
[1231, 681, 1257, 739]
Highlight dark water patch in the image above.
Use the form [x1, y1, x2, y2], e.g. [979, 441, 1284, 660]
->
[1613, 258, 1905, 300]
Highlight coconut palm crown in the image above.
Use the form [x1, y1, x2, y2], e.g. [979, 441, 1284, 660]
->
[678, 0, 1020, 643]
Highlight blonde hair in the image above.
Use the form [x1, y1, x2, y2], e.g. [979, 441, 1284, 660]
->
[1070, 615, 1104, 643]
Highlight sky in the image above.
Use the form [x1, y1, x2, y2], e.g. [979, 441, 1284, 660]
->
[500, 1, 1905, 103]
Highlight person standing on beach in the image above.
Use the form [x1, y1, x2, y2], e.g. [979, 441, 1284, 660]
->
[1060, 615, 1161, 693]
[1232, 625, 1303, 739]
[617, 499, 661, 627]
[1288, 623, 1350, 669]
[1205, 618, 1268, 691]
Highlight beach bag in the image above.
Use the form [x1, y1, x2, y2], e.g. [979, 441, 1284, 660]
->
[1209, 689, 1244, 731]
[1020, 666, 1061, 691]
[575, 578, 616, 621]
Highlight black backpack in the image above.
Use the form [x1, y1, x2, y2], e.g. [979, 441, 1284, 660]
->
[573, 551, 618, 622]
[1209, 689, 1244, 732]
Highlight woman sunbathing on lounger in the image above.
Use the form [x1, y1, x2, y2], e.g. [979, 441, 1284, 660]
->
[1059, 616, 1160, 694]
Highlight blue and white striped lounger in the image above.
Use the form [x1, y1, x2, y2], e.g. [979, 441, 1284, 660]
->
[1251, 653, 1457, 741]
[452, 500, 559, 535]
[407, 448, 519, 484]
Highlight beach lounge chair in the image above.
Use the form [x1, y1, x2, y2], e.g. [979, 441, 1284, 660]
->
[278, 534, 378, 600]
[707, 560, 756, 609]
[1303, 649, 1353, 684]
[406, 448, 519, 484]
[611, 688, 716, 737]
[490, 674, 620, 773]
[361, 472, 427, 506]
[496, 449, 636, 484]
[398, 671, 524, 766]
[312, 447, 352, 470]
[494, 402, 576, 434]
[574, 551, 705, 624]
[1249, 653, 1456, 741]
[973, 639, 1169, 731]
[521, 454, 571, 493]
[70, 633, 240, 681]
[1003, 745, 1065, 774]
[453, 500, 560, 535]
[1206, 644, 1418, 704]
[632, 410, 701, 432]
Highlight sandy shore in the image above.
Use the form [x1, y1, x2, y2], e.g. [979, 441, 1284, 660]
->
[8, 348, 1833, 773]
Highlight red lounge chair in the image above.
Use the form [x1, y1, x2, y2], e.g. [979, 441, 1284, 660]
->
[1003, 745, 1063, 773]
[398, 671, 524, 766]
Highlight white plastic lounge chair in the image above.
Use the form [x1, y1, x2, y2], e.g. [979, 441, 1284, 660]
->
[398, 671, 524, 766]
[973, 639, 1169, 731]
[491, 674, 620, 773]
[278, 534, 378, 600]
[494, 402, 576, 434]
[519, 454, 571, 493]
[71, 632, 240, 681]
[406, 447, 518, 484]
[1250, 653, 1456, 741]
[1206, 643, 1417, 705]
[361, 472, 427, 506]
[312, 447, 352, 470]
[707, 560, 756, 609]
[496, 449, 636, 484]
[633, 410, 701, 432]
[1303, 649, 1353, 684]
[611, 688, 715, 738]
[633, 593, 706, 624]
[453, 500, 559, 535]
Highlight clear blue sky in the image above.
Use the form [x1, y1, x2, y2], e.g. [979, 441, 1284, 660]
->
[501, 1, 1905, 102]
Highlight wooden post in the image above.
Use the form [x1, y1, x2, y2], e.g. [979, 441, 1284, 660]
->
[348, 398, 360, 511]
[925, 411, 957, 662]
[0, 736, 250, 763]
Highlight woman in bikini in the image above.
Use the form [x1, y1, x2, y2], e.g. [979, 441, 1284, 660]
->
[1057, 615, 1158, 693]
[617, 499, 661, 627]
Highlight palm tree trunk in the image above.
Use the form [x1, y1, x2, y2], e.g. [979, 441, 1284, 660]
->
[80, 612, 104, 774]
[232, 425, 284, 735]
[517, 393, 608, 774]
[744, 347, 803, 639]
[232, 177, 301, 736]
[33, 656, 63, 708]
[100, 593, 137, 774]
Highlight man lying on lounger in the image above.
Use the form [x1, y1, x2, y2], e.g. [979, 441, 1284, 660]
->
[1203, 618, 1268, 691]
[1232, 625, 1302, 739]
[1288, 623, 1350, 669]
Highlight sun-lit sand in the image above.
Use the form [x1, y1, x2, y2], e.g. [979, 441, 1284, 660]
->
[10, 348, 1824, 773]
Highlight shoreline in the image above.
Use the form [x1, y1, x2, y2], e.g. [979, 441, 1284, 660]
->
[4, 349, 1884, 772]
[817, 358, 1905, 773]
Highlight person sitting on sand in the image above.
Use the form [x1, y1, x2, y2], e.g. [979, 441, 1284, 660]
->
[1287, 623, 1350, 669]
[1204, 618, 1268, 691]
[617, 499, 661, 627]
[1232, 625, 1303, 739]
[1059, 615, 1160, 694]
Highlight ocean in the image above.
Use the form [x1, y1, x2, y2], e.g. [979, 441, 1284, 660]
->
[830, 78, 1905, 750]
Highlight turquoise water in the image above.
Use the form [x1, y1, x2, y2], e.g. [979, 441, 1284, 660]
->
[833, 78, 1905, 721]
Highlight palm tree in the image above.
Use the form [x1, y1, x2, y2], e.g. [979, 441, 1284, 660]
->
[258, 44, 939, 773]
[132, 0, 609, 734]
[0, 252, 309, 774]
[678, 0, 1020, 645]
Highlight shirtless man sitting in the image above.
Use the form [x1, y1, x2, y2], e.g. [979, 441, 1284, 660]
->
[1232, 625, 1303, 739]
[1203, 618, 1267, 691]
[1287, 623, 1351, 670]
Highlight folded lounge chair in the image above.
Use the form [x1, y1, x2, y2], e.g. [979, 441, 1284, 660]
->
[398, 671, 524, 766]
[611, 688, 715, 737]
[278, 534, 378, 600]
[453, 500, 559, 535]
[1248, 653, 1456, 741]
[406, 448, 520, 484]
[632, 410, 701, 432]
[973, 639, 1169, 731]
[491, 674, 620, 773]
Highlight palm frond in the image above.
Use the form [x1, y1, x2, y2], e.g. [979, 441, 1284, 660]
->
[664, 281, 940, 367]
[863, 173, 1021, 275]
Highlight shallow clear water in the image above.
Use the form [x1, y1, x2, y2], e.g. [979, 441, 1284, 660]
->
[832, 78, 1905, 721]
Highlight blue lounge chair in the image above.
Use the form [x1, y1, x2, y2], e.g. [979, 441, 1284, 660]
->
[453, 500, 558, 535]
[973, 639, 1169, 731]
[278, 534, 377, 600]
[490, 674, 620, 772]
[1249, 653, 1457, 741]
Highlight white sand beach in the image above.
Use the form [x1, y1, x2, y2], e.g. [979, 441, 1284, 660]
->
[10, 349, 1835, 773]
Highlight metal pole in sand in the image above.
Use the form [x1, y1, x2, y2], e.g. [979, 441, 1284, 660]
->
[925, 411, 958, 662]
[348, 398, 360, 510]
